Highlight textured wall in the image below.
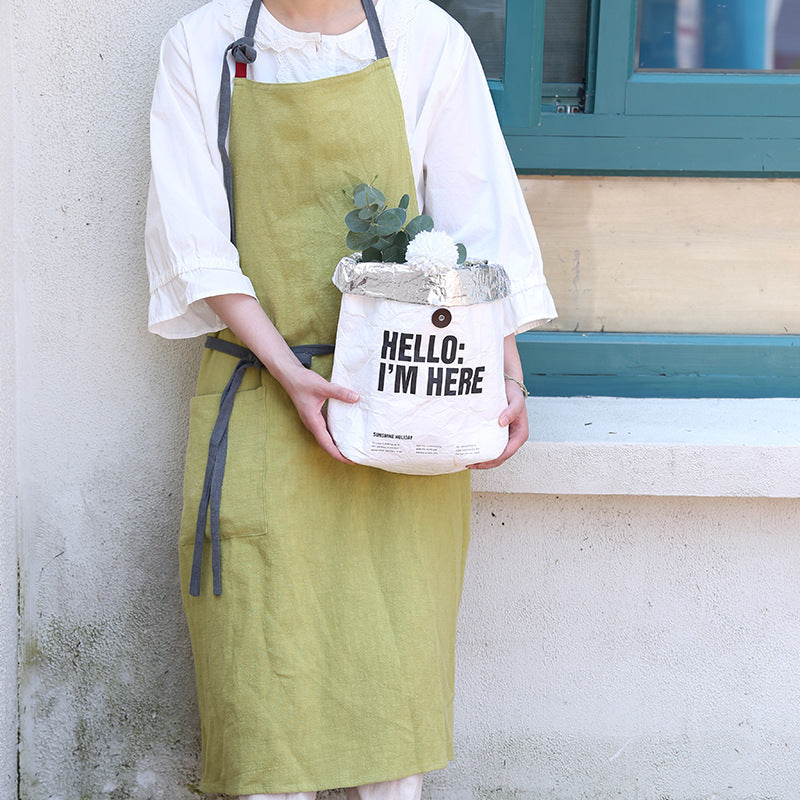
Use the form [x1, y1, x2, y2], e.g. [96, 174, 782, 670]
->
[13, 0, 205, 796]
[9, 0, 800, 798]
[2, 0, 19, 793]
[432, 494, 800, 800]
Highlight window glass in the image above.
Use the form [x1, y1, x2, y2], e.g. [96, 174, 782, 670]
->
[432, 0, 506, 80]
[543, 0, 589, 83]
[638, 0, 800, 71]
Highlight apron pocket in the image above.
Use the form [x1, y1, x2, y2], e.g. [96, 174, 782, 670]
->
[179, 385, 268, 543]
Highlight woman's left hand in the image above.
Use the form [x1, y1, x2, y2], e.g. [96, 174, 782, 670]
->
[467, 334, 530, 470]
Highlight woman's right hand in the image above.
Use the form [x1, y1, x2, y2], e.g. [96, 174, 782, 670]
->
[205, 293, 357, 463]
[279, 362, 359, 464]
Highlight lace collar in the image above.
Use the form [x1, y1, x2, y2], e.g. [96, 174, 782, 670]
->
[221, 0, 417, 60]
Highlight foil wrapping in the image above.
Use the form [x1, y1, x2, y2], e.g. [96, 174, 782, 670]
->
[332, 254, 511, 306]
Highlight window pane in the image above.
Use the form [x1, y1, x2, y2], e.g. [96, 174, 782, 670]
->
[638, 0, 800, 71]
[543, 0, 589, 83]
[432, 0, 506, 80]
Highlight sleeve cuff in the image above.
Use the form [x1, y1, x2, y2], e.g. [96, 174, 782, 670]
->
[501, 276, 558, 336]
[148, 261, 258, 339]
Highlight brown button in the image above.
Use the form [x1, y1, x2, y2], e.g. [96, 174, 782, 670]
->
[432, 308, 452, 328]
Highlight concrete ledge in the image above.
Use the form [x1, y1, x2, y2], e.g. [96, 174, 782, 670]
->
[471, 398, 800, 498]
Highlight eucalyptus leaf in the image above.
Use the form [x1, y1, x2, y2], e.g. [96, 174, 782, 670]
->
[364, 185, 386, 206]
[346, 209, 371, 232]
[394, 230, 411, 262]
[362, 246, 382, 262]
[353, 183, 370, 207]
[376, 208, 404, 224]
[392, 230, 410, 247]
[346, 229, 378, 251]
[375, 208, 406, 236]
[382, 246, 405, 263]
[346, 181, 452, 264]
[456, 243, 467, 264]
[404, 214, 434, 240]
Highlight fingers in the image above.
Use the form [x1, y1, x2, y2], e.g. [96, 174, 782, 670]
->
[468, 396, 529, 470]
[285, 371, 358, 463]
[498, 389, 526, 428]
[327, 383, 359, 404]
[304, 414, 355, 464]
[295, 402, 354, 464]
[467, 445, 510, 470]
[503, 410, 530, 459]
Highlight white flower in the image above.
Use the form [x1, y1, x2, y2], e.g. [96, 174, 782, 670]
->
[405, 229, 459, 274]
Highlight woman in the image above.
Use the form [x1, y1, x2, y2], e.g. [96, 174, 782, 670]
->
[146, 0, 556, 797]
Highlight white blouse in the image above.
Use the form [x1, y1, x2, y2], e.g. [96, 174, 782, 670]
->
[146, 0, 557, 338]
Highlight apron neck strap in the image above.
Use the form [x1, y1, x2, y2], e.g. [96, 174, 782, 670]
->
[236, 0, 264, 77]
[218, 0, 389, 245]
[216, 0, 261, 243]
[362, 0, 388, 60]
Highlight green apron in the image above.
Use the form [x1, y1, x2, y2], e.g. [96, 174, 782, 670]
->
[179, 0, 471, 793]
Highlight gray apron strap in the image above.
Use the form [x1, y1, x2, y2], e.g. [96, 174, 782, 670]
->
[361, 0, 388, 60]
[189, 336, 335, 596]
[217, 0, 261, 245]
[217, 0, 388, 245]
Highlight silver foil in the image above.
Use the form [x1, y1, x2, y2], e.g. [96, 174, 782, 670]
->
[332, 254, 511, 306]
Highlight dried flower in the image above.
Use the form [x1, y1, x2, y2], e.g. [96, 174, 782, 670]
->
[405, 230, 460, 274]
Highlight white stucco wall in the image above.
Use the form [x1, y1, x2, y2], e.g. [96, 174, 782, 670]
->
[2, 0, 19, 794]
[7, 0, 800, 798]
[12, 0, 204, 796]
[436, 492, 800, 800]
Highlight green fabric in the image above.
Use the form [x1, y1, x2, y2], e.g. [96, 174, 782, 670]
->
[180, 57, 471, 796]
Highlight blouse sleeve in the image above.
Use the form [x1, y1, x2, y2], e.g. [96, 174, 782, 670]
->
[145, 22, 257, 339]
[411, 15, 557, 335]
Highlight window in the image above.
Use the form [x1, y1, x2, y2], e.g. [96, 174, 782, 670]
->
[434, 0, 800, 398]
[436, 0, 800, 175]
[638, 0, 800, 71]
[433, 0, 506, 80]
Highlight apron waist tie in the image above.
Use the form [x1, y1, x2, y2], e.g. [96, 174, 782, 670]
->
[189, 336, 335, 597]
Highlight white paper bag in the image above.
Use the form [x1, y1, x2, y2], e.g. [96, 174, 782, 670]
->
[328, 294, 508, 474]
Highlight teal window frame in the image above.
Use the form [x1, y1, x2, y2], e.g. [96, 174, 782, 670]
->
[517, 333, 800, 398]
[496, 0, 800, 176]
[487, 2, 544, 128]
[482, 0, 800, 396]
